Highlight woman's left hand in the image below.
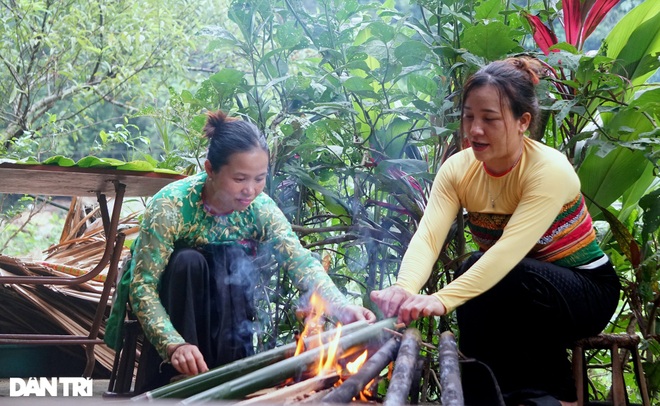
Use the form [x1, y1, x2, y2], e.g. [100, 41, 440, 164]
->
[334, 305, 377, 325]
[397, 294, 446, 326]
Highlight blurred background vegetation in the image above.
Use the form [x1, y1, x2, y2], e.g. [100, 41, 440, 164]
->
[1, 0, 658, 402]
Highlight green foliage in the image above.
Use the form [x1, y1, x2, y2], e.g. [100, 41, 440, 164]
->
[1, 0, 658, 401]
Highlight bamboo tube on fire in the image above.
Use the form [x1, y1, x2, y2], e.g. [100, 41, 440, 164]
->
[438, 331, 464, 406]
[321, 336, 401, 404]
[179, 318, 397, 404]
[383, 327, 421, 406]
[134, 320, 370, 400]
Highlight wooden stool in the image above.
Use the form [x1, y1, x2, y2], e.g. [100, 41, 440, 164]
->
[104, 310, 149, 397]
[572, 333, 650, 406]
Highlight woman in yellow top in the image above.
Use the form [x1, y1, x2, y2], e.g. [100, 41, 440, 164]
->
[371, 58, 620, 406]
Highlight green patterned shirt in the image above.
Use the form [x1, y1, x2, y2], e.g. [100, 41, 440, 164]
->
[128, 172, 349, 359]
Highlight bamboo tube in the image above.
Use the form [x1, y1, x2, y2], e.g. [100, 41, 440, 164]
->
[179, 318, 396, 404]
[235, 372, 339, 405]
[321, 337, 401, 404]
[383, 328, 421, 406]
[135, 320, 370, 400]
[438, 331, 463, 406]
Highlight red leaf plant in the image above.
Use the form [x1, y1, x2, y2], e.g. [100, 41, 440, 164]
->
[524, 0, 621, 54]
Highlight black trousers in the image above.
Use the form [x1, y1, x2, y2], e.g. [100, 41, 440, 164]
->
[137, 245, 257, 393]
[456, 253, 620, 405]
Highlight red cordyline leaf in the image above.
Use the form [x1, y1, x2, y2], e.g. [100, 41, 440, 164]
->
[563, 0, 621, 48]
[582, 0, 621, 43]
[524, 13, 559, 55]
[563, 0, 583, 46]
[387, 166, 423, 193]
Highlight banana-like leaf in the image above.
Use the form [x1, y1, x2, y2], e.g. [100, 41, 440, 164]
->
[578, 108, 655, 218]
[587, 196, 641, 269]
[604, 0, 660, 87]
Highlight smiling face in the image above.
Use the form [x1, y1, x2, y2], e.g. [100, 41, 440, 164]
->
[462, 84, 531, 174]
[203, 148, 269, 214]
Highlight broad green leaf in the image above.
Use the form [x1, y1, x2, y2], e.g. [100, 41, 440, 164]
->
[342, 77, 377, 97]
[42, 156, 76, 167]
[394, 41, 432, 67]
[578, 109, 654, 217]
[629, 88, 660, 118]
[76, 156, 126, 168]
[461, 21, 520, 61]
[475, 0, 504, 20]
[367, 21, 395, 43]
[589, 199, 641, 268]
[117, 160, 156, 172]
[209, 68, 245, 89]
[373, 118, 414, 159]
[619, 163, 656, 224]
[604, 0, 660, 87]
[407, 73, 438, 97]
[639, 188, 660, 239]
[275, 21, 303, 49]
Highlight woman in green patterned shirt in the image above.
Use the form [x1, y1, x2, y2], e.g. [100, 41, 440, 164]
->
[127, 110, 375, 392]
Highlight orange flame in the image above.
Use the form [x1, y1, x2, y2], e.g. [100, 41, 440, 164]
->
[293, 292, 370, 381]
[346, 350, 368, 375]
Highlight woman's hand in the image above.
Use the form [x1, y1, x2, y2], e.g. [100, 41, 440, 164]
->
[370, 287, 446, 325]
[370, 286, 413, 318]
[334, 305, 377, 325]
[167, 343, 208, 376]
[397, 294, 446, 325]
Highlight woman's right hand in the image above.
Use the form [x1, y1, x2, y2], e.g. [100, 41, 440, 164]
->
[168, 343, 208, 376]
[370, 286, 413, 318]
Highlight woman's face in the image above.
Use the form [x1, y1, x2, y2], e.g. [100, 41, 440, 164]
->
[462, 84, 531, 174]
[204, 148, 269, 214]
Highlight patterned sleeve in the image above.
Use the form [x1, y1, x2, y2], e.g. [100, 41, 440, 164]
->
[129, 194, 186, 360]
[258, 196, 350, 310]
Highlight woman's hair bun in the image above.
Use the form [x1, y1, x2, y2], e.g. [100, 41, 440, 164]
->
[203, 110, 239, 140]
[505, 56, 543, 85]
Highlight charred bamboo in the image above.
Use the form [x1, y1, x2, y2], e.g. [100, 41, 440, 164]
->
[383, 328, 421, 406]
[180, 318, 396, 404]
[321, 337, 401, 404]
[438, 331, 463, 406]
[134, 320, 369, 400]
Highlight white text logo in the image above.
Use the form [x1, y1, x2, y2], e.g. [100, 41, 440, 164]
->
[9, 377, 93, 397]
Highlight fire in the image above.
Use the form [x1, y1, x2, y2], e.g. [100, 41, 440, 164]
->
[346, 350, 368, 374]
[290, 291, 377, 402]
[294, 292, 342, 376]
[294, 292, 368, 378]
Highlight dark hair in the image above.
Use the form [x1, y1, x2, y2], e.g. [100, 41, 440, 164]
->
[461, 57, 543, 134]
[203, 110, 269, 171]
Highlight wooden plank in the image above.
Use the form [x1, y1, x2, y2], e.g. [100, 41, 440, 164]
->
[0, 163, 185, 197]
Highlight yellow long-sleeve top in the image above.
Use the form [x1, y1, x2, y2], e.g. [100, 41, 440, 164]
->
[395, 137, 603, 313]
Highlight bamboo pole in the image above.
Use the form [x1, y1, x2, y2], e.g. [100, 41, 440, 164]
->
[135, 320, 370, 400]
[438, 331, 463, 406]
[179, 318, 396, 404]
[321, 337, 401, 404]
[235, 372, 339, 405]
[383, 328, 421, 406]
